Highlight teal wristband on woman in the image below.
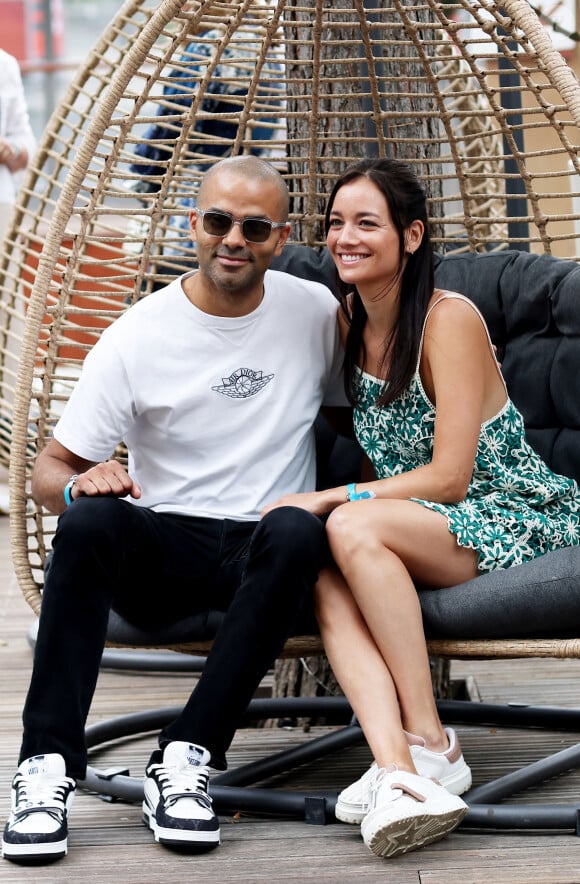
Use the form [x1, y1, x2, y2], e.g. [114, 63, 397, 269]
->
[63, 475, 79, 506]
[346, 482, 376, 501]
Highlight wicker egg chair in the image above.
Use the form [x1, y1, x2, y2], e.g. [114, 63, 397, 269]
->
[4, 0, 580, 826]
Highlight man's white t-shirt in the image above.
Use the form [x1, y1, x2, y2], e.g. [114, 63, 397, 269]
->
[54, 269, 346, 520]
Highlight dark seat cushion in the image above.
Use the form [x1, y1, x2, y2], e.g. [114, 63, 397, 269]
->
[418, 545, 580, 639]
[107, 607, 224, 645]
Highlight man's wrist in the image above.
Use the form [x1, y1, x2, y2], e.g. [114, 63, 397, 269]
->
[63, 475, 79, 506]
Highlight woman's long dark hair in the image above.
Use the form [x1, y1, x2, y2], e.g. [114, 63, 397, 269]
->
[324, 158, 434, 407]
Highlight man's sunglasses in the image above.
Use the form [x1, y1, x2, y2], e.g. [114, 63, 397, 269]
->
[196, 209, 288, 244]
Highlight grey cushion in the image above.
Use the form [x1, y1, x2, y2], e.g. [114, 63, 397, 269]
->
[107, 608, 224, 645]
[418, 546, 580, 639]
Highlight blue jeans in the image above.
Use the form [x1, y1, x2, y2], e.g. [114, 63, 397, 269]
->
[20, 497, 328, 777]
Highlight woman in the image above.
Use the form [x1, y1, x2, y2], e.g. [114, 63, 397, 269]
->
[263, 157, 580, 859]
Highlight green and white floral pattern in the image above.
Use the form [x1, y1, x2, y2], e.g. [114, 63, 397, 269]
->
[354, 368, 580, 572]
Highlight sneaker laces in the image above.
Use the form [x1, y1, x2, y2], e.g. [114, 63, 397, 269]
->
[367, 766, 388, 813]
[357, 764, 377, 815]
[12, 772, 75, 823]
[367, 765, 427, 813]
[152, 761, 213, 811]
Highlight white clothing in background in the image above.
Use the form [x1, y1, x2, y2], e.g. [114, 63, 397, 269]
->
[0, 49, 36, 241]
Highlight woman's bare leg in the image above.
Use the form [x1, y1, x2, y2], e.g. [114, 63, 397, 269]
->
[315, 567, 415, 771]
[322, 499, 478, 756]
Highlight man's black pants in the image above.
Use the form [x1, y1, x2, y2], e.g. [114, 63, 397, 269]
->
[20, 497, 328, 777]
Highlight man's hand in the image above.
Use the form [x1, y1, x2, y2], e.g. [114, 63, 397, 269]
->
[31, 438, 141, 514]
[71, 461, 141, 502]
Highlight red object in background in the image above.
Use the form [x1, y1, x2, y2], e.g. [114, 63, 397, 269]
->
[0, 0, 63, 63]
[22, 226, 137, 364]
[0, 0, 27, 60]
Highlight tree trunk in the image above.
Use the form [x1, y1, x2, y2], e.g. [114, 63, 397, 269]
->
[283, 0, 370, 245]
[269, 1, 450, 724]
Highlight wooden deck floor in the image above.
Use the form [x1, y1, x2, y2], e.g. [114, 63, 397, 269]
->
[2, 490, 580, 883]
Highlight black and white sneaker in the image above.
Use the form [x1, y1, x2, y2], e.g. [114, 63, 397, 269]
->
[143, 742, 220, 849]
[2, 754, 76, 864]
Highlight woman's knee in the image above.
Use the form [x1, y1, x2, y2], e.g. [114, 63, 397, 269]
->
[326, 503, 378, 563]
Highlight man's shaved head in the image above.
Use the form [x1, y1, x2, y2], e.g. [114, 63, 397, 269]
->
[198, 156, 290, 220]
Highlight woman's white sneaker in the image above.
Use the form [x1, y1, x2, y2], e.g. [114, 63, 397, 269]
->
[2, 754, 76, 863]
[335, 727, 471, 824]
[406, 727, 472, 795]
[360, 765, 467, 858]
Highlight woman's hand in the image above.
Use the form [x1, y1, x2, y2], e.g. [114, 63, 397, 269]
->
[261, 490, 336, 519]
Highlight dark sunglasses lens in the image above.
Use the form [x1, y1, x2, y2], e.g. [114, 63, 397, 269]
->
[203, 212, 233, 236]
[241, 219, 272, 242]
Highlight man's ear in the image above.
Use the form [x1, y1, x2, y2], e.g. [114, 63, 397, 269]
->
[273, 223, 292, 255]
[189, 210, 199, 241]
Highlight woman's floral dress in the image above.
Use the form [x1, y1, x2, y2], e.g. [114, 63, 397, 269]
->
[353, 294, 580, 572]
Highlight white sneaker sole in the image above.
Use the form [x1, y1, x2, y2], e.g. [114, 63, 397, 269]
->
[142, 802, 220, 848]
[1, 836, 67, 862]
[362, 804, 468, 858]
[437, 763, 472, 797]
[335, 800, 369, 825]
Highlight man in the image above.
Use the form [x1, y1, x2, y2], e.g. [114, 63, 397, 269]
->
[2, 155, 346, 864]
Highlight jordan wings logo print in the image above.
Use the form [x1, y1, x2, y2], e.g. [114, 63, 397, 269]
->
[212, 367, 274, 399]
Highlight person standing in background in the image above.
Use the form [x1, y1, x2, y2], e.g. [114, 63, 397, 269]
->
[0, 49, 35, 246]
[0, 49, 35, 515]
